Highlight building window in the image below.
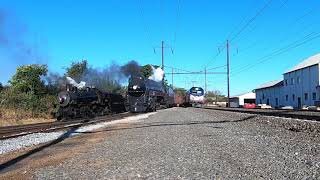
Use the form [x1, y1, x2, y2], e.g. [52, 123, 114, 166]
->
[292, 94, 295, 101]
[297, 76, 300, 84]
[305, 93, 308, 101]
[275, 98, 278, 106]
[263, 94, 265, 100]
[266, 99, 269, 105]
[286, 95, 288, 101]
[260, 99, 262, 104]
[313, 93, 316, 100]
[285, 79, 288, 86]
[291, 78, 294, 85]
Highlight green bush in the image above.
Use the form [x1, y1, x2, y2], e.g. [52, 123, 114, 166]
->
[0, 89, 57, 118]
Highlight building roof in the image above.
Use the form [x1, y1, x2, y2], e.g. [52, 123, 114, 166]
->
[285, 53, 320, 74]
[230, 92, 256, 99]
[255, 80, 283, 90]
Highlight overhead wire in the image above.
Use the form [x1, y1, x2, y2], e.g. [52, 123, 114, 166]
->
[172, 0, 181, 53]
[230, 32, 320, 76]
[233, 4, 316, 58]
[164, 65, 193, 73]
[203, 45, 226, 68]
[138, 0, 153, 48]
[225, 0, 259, 40]
[203, 0, 272, 70]
[231, 3, 319, 72]
[230, 0, 273, 42]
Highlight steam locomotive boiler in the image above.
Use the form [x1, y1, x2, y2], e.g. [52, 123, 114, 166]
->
[56, 85, 126, 121]
[127, 75, 174, 112]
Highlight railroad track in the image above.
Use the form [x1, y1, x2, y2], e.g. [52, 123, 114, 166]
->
[0, 112, 134, 140]
[203, 106, 320, 121]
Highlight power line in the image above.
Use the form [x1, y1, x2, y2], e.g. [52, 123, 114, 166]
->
[207, 64, 227, 71]
[172, 0, 181, 53]
[233, 3, 316, 58]
[199, 65, 227, 72]
[230, 32, 320, 76]
[204, 0, 272, 69]
[226, 0, 258, 40]
[164, 65, 193, 73]
[231, 32, 317, 72]
[230, 0, 273, 42]
[165, 72, 226, 75]
[204, 45, 226, 68]
[138, 0, 153, 47]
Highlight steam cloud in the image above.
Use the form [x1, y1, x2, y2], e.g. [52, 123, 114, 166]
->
[66, 77, 86, 89]
[148, 66, 164, 82]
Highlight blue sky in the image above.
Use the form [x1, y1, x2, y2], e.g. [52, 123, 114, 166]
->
[0, 0, 319, 95]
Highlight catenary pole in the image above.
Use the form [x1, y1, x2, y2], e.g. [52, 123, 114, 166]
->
[162, 41, 164, 71]
[227, 40, 230, 107]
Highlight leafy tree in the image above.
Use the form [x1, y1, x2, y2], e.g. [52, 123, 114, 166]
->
[65, 60, 88, 81]
[140, 64, 153, 78]
[140, 64, 161, 78]
[9, 64, 48, 94]
[206, 90, 227, 103]
[174, 88, 187, 96]
[0, 83, 3, 92]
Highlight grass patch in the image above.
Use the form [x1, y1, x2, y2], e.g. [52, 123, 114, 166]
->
[0, 108, 55, 127]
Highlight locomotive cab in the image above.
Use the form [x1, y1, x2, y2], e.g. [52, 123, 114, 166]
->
[186, 87, 205, 107]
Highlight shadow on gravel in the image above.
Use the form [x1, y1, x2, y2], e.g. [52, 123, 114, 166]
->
[0, 125, 83, 173]
[77, 115, 257, 134]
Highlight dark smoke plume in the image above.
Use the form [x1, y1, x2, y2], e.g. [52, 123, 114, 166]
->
[61, 60, 141, 92]
[82, 62, 123, 92]
[120, 60, 141, 77]
[45, 60, 142, 93]
[0, 8, 47, 83]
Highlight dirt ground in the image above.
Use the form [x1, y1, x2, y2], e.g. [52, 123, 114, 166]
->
[0, 122, 129, 179]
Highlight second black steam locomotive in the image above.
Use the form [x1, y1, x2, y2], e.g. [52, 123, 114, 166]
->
[56, 85, 126, 121]
[127, 75, 174, 112]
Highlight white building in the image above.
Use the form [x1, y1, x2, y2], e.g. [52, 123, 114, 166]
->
[255, 80, 283, 108]
[229, 92, 256, 108]
[255, 53, 320, 109]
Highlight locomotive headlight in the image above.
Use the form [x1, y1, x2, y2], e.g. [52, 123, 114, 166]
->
[133, 85, 139, 90]
[59, 95, 67, 103]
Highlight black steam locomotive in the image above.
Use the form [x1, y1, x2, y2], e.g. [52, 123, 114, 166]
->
[56, 85, 126, 121]
[127, 75, 174, 112]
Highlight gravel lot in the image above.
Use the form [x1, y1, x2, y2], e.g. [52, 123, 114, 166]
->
[2, 108, 320, 179]
[0, 113, 156, 155]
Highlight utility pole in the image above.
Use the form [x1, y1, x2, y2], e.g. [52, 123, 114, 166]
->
[227, 40, 230, 107]
[172, 67, 174, 88]
[161, 40, 164, 71]
[204, 67, 207, 95]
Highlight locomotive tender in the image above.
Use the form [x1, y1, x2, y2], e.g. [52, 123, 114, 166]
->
[127, 75, 174, 112]
[56, 85, 126, 120]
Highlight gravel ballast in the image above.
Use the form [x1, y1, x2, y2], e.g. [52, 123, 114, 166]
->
[31, 107, 320, 179]
[0, 113, 156, 155]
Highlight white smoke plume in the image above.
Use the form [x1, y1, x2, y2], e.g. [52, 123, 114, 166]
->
[148, 66, 164, 82]
[66, 77, 86, 89]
